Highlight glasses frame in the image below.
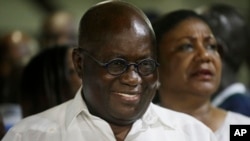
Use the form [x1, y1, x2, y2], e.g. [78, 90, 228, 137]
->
[79, 48, 159, 76]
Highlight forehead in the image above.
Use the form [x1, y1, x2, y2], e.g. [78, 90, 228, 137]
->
[163, 18, 213, 41]
[95, 30, 155, 59]
[83, 14, 155, 58]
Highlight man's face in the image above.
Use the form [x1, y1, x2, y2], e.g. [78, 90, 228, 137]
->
[74, 20, 158, 125]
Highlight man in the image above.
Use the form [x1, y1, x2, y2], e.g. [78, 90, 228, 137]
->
[3, 1, 216, 140]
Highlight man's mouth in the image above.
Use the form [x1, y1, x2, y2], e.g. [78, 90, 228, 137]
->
[117, 93, 139, 97]
[113, 92, 141, 103]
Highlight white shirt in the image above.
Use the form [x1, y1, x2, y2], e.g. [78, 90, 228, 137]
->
[215, 111, 250, 141]
[3, 88, 216, 141]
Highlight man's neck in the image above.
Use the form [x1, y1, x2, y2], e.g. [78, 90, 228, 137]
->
[109, 123, 132, 141]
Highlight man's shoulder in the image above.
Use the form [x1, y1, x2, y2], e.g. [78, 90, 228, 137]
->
[9, 100, 71, 133]
[152, 104, 202, 122]
[150, 104, 215, 140]
[151, 104, 212, 129]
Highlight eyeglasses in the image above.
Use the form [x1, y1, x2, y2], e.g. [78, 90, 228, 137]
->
[79, 48, 159, 76]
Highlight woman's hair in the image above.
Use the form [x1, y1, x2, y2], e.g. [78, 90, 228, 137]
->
[199, 3, 249, 72]
[20, 45, 75, 117]
[153, 9, 208, 46]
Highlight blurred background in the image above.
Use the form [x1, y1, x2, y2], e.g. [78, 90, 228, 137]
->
[0, 0, 250, 84]
[0, 0, 249, 37]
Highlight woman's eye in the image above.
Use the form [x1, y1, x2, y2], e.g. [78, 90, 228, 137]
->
[206, 44, 218, 51]
[178, 44, 194, 52]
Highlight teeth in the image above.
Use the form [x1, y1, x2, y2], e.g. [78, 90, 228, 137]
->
[117, 93, 137, 98]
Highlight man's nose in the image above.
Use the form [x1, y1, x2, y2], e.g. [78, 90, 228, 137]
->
[120, 65, 142, 86]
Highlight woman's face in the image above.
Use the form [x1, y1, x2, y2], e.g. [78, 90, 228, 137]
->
[158, 18, 222, 97]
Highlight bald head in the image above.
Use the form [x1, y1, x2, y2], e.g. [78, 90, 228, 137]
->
[78, 0, 155, 51]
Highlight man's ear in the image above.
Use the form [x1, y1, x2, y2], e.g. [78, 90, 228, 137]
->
[72, 48, 84, 78]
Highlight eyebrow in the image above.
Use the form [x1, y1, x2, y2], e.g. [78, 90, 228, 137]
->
[204, 35, 217, 42]
[175, 34, 216, 42]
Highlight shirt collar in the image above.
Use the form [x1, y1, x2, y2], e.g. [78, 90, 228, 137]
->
[212, 83, 247, 106]
[144, 104, 176, 129]
[129, 103, 176, 134]
[220, 83, 246, 95]
[65, 87, 176, 130]
[65, 87, 87, 128]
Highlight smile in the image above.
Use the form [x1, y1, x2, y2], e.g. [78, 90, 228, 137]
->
[117, 93, 139, 97]
[113, 92, 141, 103]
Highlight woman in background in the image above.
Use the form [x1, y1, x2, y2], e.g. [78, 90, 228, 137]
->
[20, 45, 81, 117]
[152, 9, 250, 141]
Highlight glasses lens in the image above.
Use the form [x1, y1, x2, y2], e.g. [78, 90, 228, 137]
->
[138, 60, 156, 75]
[107, 59, 127, 75]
